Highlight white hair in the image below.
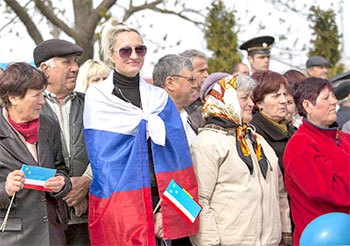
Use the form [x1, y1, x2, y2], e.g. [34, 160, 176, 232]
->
[44, 57, 56, 68]
[236, 75, 256, 91]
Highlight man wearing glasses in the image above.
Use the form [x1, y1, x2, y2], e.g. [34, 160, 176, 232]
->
[153, 54, 197, 146]
[33, 39, 91, 245]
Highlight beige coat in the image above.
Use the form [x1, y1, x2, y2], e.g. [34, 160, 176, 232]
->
[190, 128, 291, 246]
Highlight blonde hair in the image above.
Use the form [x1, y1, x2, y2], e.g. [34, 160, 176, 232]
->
[75, 59, 111, 93]
[100, 17, 142, 68]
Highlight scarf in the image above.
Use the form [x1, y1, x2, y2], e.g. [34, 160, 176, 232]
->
[203, 74, 268, 178]
[8, 115, 39, 144]
[260, 111, 289, 136]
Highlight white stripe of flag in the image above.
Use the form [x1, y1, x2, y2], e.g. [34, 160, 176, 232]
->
[163, 190, 195, 223]
[24, 178, 45, 186]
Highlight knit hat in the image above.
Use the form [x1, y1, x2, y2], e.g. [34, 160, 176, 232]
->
[200, 72, 231, 101]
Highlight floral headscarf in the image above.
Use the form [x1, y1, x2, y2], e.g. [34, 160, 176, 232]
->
[202, 74, 269, 179]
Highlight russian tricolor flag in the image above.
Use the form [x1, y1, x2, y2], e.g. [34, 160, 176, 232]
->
[21, 164, 56, 192]
[84, 75, 199, 246]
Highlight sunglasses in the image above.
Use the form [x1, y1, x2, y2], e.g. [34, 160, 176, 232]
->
[118, 45, 147, 58]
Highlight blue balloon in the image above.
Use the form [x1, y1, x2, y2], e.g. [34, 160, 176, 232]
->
[300, 212, 350, 246]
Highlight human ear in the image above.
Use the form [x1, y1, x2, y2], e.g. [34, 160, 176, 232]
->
[247, 55, 253, 64]
[302, 100, 312, 115]
[8, 95, 18, 106]
[164, 76, 175, 91]
[40, 63, 51, 78]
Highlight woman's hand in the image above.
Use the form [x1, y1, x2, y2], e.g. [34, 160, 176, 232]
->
[45, 176, 65, 192]
[5, 170, 25, 197]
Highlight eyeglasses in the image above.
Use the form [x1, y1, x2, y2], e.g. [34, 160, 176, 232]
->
[117, 45, 147, 58]
[171, 74, 196, 84]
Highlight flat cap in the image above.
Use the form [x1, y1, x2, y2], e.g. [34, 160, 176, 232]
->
[200, 72, 231, 101]
[239, 36, 274, 55]
[33, 39, 83, 67]
[306, 56, 329, 68]
[334, 81, 350, 100]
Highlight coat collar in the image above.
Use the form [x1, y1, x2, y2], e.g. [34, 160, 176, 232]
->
[302, 118, 338, 140]
[252, 111, 292, 141]
[0, 106, 41, 165]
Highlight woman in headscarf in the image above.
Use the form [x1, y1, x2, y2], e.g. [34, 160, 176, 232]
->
[0, 62, 71, 245]
[190, 73, 291, 246]
[284, 77, 350, 245]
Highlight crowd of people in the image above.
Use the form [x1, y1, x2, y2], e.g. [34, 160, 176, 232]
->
[0, 17, 349, 246]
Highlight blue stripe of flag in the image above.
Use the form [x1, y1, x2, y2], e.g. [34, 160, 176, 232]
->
[21, 164, 56, 181]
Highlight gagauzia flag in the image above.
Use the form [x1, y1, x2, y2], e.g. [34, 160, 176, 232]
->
[84, 75, 199, 246]
[21, 164, 56, 192]
[163, 180, 202, 224]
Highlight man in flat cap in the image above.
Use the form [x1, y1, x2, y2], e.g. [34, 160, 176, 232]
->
[34, 39, 91, 245]
[306, 56, 329, 79]
[239, 36, 274, 74]
[331, 72, 350, 129]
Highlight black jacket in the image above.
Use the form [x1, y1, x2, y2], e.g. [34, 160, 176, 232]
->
[250, 112, 296, 174]
[0, 107, 71, 245]
[41, 92, 90, 177]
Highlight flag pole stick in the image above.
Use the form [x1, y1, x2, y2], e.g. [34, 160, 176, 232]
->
[153, 198, 162, 215]
[0, 192, 16, 232]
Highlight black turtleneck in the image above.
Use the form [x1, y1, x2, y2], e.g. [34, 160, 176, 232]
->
[112, 70, 141, 108]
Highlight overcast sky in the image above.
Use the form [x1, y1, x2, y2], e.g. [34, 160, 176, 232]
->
[0, 0, 349, 77]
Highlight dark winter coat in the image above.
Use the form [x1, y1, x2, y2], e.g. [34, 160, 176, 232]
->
[0, 107, 72, 245]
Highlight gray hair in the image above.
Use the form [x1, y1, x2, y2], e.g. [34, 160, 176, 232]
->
[153, 54, 193, 87]
[180, 49, 208, 63]
[44, 57, 56, 68]
[100, 17, 141, 68]
[236, 75, 256, 91]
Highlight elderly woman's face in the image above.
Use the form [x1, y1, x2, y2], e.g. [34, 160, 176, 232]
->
[257, 84, 288, 123]
[304, 87, 337, 128]
[109, 31, 145, 77]
[9, 88, 45, 122]
[238, 90, 254, 123]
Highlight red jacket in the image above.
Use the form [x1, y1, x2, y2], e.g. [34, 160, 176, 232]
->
[283, 119, 350, 245]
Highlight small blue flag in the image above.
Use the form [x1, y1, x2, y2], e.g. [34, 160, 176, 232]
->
[21, 164, 57, 192]
[162, 179, 202, 224]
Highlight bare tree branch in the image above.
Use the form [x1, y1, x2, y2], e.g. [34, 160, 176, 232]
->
[87, 0, 117, 37]
[122, 0, 204, 26]
[3, 0, 43, 44]
[34, 0, 78, 40]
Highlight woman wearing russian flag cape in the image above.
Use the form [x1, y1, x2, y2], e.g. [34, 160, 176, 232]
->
[83, 17, 199, 246]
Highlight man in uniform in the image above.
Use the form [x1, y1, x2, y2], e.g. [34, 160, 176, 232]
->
[239, 36, 274, 74]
